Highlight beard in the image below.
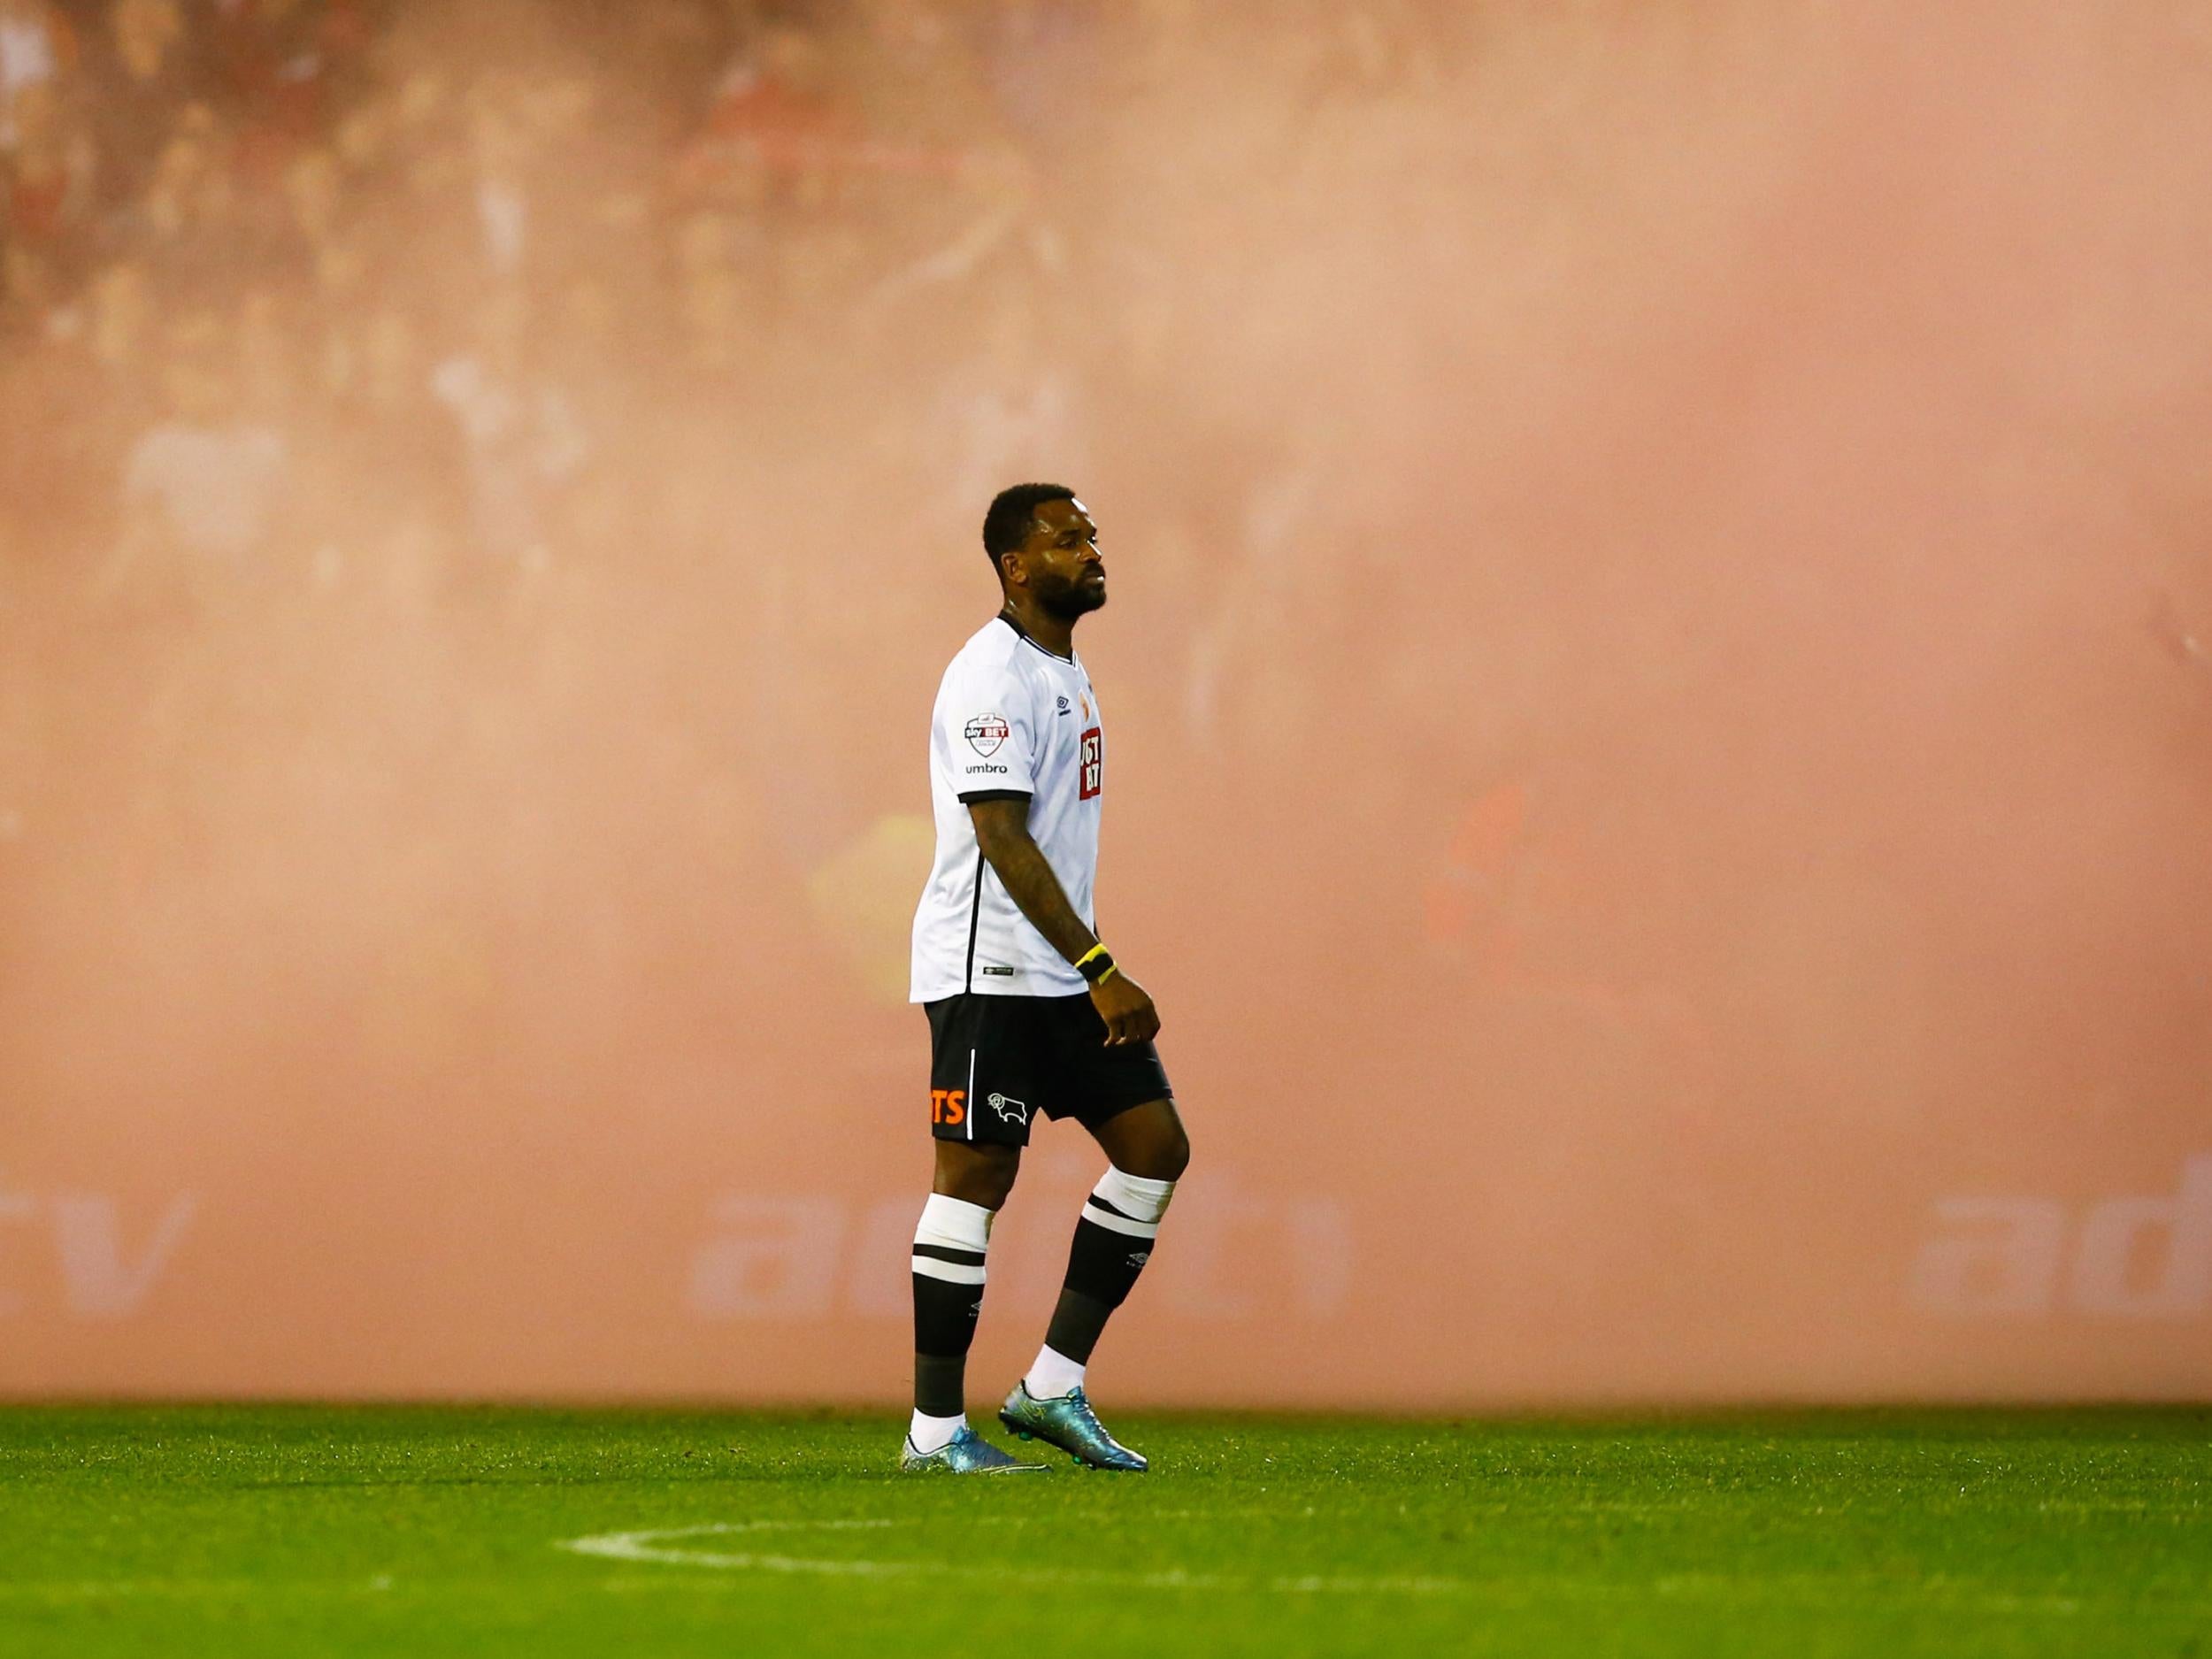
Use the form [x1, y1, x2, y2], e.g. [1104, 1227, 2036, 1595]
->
[1035, 568, 1107, 621]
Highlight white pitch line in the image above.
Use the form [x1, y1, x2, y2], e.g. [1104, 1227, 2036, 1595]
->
[557, 1520, 1464, 1595]
[553, 1520, 2200, 1616]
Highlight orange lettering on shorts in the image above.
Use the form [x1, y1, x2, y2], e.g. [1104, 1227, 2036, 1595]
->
[931, 1088, 967, 1125]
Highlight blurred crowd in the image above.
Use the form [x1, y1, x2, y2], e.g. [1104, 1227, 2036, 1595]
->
[0, 0, 1466, 597]
[0, 0, 2199, 1239]
[0, 0, 1496, 1025]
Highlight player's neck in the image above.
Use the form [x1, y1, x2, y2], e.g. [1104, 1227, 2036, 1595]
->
[999, 598, 1076, 662]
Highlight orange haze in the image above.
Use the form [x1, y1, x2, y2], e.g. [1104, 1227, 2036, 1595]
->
[2, 0, 2209, 1404]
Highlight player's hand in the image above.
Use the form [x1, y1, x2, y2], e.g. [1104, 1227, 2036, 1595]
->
[1090, 972, 1160, 1047]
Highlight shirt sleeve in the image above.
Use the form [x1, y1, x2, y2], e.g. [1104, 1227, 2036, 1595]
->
[941, 656, 1040, 803]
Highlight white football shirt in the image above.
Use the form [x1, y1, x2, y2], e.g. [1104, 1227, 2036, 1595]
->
[910, 616, 1105, 1002]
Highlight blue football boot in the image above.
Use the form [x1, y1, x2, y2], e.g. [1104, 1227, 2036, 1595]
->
[897, 1424, 1047, 1473]
[998, 1382, 1148, 1471]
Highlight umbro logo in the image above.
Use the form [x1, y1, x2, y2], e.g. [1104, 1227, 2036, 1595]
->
[1056, 695, 1071, 717]
[1125, 1250, 1150, 1269]
[987, 1091, 1029, 1125]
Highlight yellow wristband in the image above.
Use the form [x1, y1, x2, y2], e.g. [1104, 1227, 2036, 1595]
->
[1094, 962, 1121, 987]
[1075, 944, 1110, 972]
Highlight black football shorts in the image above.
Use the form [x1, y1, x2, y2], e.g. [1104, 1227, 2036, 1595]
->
[924, 992, 1172, 1148]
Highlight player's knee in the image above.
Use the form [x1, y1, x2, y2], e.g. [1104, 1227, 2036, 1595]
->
[1156, 1121, 1191, 1181]
[934, 1143, 1020, 1210]
[1125, 1118, 1188, 1182]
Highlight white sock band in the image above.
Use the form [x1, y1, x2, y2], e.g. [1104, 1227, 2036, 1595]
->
[1025, 1346, 1087, 1401]
[912, 1194, 993, 1285]
[1081, 1166, 1176, 1240]
[908, 1409, 965, 1455]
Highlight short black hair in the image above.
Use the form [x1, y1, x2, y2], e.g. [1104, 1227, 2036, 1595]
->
[982, 482, 1077, 576]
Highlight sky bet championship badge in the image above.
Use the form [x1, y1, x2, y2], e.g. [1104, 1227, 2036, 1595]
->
[964, 714, 1010, 757]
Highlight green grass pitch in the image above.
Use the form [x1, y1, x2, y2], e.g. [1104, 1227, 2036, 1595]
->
[0, 1406, 2206, 1657]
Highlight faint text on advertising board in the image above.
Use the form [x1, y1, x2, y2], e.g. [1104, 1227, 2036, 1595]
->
[1910, 1155, 2212, 1318]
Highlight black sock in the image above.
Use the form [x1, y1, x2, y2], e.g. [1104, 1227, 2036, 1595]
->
[1041, 1172, 1171, 1372]
[1042, 1288, 1117, 1366]
[912, 1351, 968, 1419]
[911, 1194, 991, 1418]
